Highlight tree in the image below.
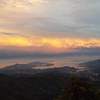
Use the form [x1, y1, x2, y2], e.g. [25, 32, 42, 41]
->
[55, 76, 100, 100]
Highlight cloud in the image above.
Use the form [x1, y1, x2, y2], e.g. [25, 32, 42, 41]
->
[0, 0, 100, 58]
[0, 34, 100, 50]
[1, 32, 17, 36]
[0, 0, 100, 38]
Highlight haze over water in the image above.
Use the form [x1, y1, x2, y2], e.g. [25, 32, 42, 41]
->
[0, 55, 100, 69]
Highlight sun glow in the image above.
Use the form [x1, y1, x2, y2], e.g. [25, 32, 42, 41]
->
[0, 36, 32, 47]
[0, 35, 100, 49]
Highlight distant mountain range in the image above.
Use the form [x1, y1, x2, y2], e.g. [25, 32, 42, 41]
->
[78, 59, 100, 80]
[0, 59, 100, 80]
[79, 59, 100, 68]
[0, 62, 76, 77]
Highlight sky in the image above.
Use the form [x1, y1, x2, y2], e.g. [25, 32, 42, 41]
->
[0, 0, 100, 56]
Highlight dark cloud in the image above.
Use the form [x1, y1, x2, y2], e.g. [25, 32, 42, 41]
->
[1, 32, 16, 36]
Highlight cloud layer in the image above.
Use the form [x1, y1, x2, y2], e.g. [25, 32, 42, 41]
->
[0, 0, 100, 37]
[0, 0, 100, 54]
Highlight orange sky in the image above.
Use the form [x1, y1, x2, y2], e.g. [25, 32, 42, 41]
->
[0, 35, 100, 53]
[0, 0, 100, 54]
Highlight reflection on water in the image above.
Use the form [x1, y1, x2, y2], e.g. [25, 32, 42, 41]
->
[0, 55, 100, 69]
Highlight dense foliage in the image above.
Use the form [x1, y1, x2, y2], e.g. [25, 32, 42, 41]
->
[55, 77, 100, 100]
